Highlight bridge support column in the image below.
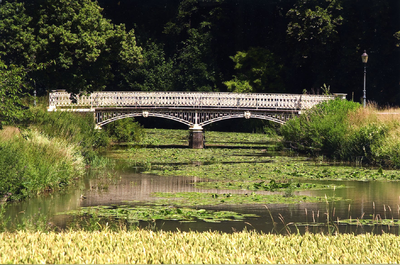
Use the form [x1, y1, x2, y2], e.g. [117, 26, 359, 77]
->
[189, 125, 204, 149]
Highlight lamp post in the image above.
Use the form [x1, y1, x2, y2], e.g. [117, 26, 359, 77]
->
[361, 50, 368, 107]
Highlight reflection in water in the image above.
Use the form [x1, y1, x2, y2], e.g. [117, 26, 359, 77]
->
[81, 172, 274, 207]
[5, 170, 400, 234]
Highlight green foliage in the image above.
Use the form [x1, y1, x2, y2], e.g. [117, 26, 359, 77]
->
[281, 99, 400, 167]
[0, 0, 142, 94]
[0, 2, 36, 67]
[342, 124, 388, 163]
[223, 77, 252, 93]
[395, 31, 400, 47]
[164, 0, 221, 91]
[225, 47, 285, 93]
[0, 61, 31, 126]
[0, 104, 112, 200]
[281, 98, 360, 157]
[373, 140, 400, 168]
[163, 0, 199, 36]
[121, 41, 174, 91]
[173, 27, 218, 91]
[25, 106, 109, 163]
[105, 118, 144, 143]
[287, 0, 343, 54]
[0, 130, 85, 201]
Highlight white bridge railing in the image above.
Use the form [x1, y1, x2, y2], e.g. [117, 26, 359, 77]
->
[48, 91, 342, 111]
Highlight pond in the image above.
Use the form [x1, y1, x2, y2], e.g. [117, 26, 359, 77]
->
[4, 168, 400, 235]
[3, 129, 400, 234]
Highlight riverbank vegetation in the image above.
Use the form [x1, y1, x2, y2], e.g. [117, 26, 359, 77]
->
[1, 230, 400, 263]
[282, 99, 400, 168]
[0, 128, 85, 202]
[0, 105, 110, 201]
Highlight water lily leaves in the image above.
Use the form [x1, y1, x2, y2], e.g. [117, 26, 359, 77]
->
[59, 205, 258, 224]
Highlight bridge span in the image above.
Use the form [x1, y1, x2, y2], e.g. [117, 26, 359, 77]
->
[48, 91, 346, 148]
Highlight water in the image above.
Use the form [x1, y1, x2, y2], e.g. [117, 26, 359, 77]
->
[4, 169, 400, 234]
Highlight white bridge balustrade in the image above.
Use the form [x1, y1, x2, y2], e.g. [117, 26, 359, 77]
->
[48, 91, 345, 148]
[48, 91, 340, 111]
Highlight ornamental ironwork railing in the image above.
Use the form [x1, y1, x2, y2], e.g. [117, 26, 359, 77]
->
[48, 91, 339, 111]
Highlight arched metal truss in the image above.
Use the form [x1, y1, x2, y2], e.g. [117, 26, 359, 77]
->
[95, 108, 296, 127]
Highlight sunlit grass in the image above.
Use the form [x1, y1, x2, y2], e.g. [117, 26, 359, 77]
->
[1, 230, 400, 263]
[348, 103, 400, 129]
[0, 128, 85, 201]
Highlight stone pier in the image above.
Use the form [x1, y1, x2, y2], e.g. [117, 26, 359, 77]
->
[189, 125, 204, 149]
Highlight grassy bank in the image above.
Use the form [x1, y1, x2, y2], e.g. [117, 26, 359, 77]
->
[0, 230, 399, 263]
[0, 106, 109, 201]
[281, 99, 400, 168]
[0, 128, 85, 201]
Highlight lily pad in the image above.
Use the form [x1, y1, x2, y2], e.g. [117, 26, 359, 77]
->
[58, 205, 258, 223]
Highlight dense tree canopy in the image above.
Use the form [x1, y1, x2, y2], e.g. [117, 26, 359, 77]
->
[0, 61, 30, 126]
[0, 0, 399, 105]
[0, 0, 142, 94]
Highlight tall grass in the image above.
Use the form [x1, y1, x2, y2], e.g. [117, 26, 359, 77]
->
[0, 130, 85, 201]
[24, 106, 109, 163]
[0, 103, 110, 201]
[1, 230, 400, 263]
[281, 99, 400, 168]
[347, 105, 400, 167]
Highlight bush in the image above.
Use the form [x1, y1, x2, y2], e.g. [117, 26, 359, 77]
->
[105, 118, 144, 143]
[281, 99, 400, 168]
[281, 98, 360, 158]
[341, 123, 388, 163]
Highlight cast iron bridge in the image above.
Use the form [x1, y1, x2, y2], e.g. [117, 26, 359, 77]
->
[48, 91, 346, 148]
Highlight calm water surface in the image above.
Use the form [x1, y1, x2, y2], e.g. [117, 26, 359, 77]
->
[4, 168, 400, 234]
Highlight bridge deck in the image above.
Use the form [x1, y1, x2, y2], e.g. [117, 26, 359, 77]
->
[48, 91, 339, 111]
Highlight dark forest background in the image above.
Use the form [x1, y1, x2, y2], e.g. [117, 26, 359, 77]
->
[100, 0, 400, 105]
[1, 0, 400, 106]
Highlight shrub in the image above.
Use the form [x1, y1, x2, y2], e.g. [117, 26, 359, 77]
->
[341, 123, 388, 163]
[281, 98, 360, 158]
[281, 100, 400, 168]
[105, 118, 144, 143]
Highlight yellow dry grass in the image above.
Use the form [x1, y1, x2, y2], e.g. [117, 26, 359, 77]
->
[0, 126, 21, 141]
[347, 104, 400, 129]
[24, 129, 85, 169]
[0, 230, 400, 264]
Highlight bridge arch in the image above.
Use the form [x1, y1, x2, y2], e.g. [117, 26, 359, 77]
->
[96, 110, 289, 128]
[200, 113, 286, 126]
[97, 112, 192, 127]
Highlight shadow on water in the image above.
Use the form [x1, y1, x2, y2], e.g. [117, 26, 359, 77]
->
[208, 140, 277, 146]
[147, 160, 274, 168]
[110, 143, 277, 151]
[111, 144, 190, 150]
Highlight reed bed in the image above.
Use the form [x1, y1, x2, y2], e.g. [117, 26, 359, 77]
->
[1, 230, 400, 263]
